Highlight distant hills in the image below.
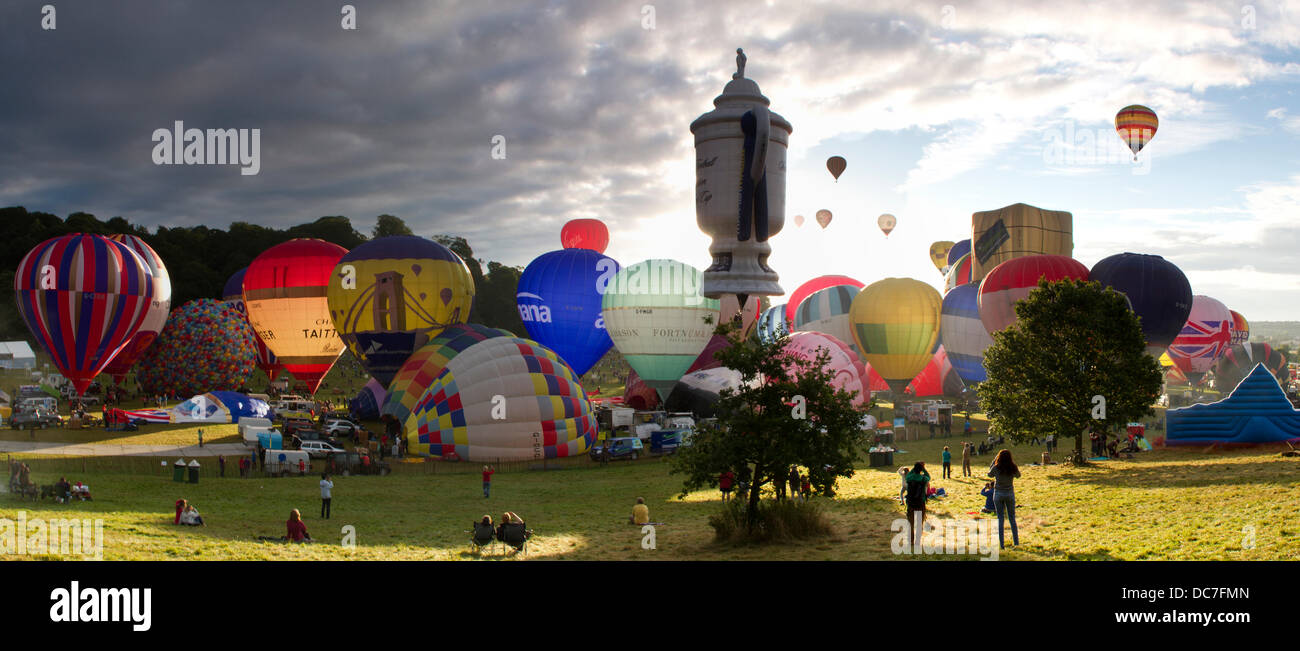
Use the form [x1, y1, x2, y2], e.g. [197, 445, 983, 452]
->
[1249, 322, 1300, 346]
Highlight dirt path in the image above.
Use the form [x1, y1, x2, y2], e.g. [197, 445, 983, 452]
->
[0, 441, 248, 457]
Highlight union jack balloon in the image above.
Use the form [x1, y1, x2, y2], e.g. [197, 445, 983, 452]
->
[14, 234, 155, 396]
[1166, 295, 1232, 387]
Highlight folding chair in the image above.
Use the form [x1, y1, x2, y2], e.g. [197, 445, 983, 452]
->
[498, 522, 532, 555]
[469, 521, 497, 554]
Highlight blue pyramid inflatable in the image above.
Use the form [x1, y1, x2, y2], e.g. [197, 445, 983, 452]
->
[1166, 363, 1300, 446]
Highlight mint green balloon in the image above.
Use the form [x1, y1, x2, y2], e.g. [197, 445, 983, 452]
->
[600, 259, 721, 400]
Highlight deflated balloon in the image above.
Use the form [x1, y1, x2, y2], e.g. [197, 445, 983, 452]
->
[244, 238, 348, 395]
[14, 234, 155, 395]
[407, 336, 597, 462]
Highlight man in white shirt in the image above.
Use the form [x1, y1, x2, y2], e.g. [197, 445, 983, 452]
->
[320, 473, 334, 519]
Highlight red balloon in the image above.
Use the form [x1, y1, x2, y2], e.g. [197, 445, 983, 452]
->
[560, 219, 610, 254]
[977, 255, 1090, 334]
[786, 275, 865, 326]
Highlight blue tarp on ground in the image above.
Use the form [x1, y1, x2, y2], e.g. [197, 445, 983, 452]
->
[1166, 364, 1300, 446]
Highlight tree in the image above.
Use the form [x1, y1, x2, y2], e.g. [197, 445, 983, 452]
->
[670, 325, 870, 528]
[372, 214, 413, 238]
[977, 278, 1162, 464]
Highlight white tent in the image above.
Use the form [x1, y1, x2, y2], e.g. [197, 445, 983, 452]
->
[0, 341, 36, 369]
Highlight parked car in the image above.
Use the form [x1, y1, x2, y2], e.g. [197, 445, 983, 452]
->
[589, 436, 643, 461]
[300, 440, 347, 459]
[293, 428, 343, 448]
[11, 409, 62, 430]
[325, 450, 391, 476]
[282, 418, 315, 436]
[324, 418, 361, 438]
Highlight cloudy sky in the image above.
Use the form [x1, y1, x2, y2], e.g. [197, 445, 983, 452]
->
[3, 0, 1298, 318]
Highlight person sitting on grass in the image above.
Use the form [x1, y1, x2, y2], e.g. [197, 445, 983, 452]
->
[980, 482, 995, 513]
[285, 509, 312, 543]
[630, 497, 650, 525]
[180, 504, 205, 526]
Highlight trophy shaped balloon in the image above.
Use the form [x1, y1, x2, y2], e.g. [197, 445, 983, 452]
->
[690, 48, 792, 314]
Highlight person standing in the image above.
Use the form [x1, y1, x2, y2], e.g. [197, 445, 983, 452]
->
[788, 466, 800, 499]
[963, 419, 972, 438]
[799, 474, 811, 502]
[218, 454, 225, 478]
[904, 462, 930, 549]
[941, 446, 952, 479]
[961, 442, 972, 477]
[197, 428, 204, 448]
[719, 470, 734, 501]
[987, 449, 1021, 549]
[929, 420, 936, 439]
[482, 465, 495, 498]
[320, 473, 334, 519]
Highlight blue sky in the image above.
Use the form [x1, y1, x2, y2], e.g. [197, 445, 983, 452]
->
[1, 0, 1297, 318]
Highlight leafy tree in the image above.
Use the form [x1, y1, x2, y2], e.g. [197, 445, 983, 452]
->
[373, 214, 413, 238]
[977, 278, 1162, 464]
[670, 326, 870, 528]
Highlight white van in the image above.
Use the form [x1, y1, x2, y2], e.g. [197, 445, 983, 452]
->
[263, 449, 311, 476]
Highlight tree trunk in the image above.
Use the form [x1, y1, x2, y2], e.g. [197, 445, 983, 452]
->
[746, 463, 763, 531]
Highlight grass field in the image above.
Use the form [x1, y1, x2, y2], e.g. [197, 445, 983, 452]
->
[5, 430, 1298, 561]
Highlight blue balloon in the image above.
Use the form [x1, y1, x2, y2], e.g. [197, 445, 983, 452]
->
[516, 249, 620, 376]
[947, 239, 971, 267]
[940, 283, 993, 383]
[757, 303, 789, 343]
[1090, 253, 1193, 355]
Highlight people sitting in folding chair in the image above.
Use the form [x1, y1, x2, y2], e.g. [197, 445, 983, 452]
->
[496, 512, 532, 552]
[470, 515, 496, 553]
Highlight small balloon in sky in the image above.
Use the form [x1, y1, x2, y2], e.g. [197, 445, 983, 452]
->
[793, 214, 805, 228]
[878, 213, 896, 237]
[826, 156, 847, 181]
[815, 210, 832, 229]
[1115, 104, 1158, 160]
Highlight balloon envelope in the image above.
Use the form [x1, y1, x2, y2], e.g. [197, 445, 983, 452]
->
[757, 303, 790, 343]
[408, 336, 596, 461]
[815, 210, 832, 229]
[382, 323, 512, 429]
[1167, 295, 1232, 386]
[1213, 343, 1286, 392]
[136, 299, 258, 398]
[792, 284, 862, 355]
[786, 275, 864, 326]
[328, 236, 474, 387]
[349, 377, 387, 420]
[929, 241, 955, 273]
[1228, 310, 1249, 344]
[560, 218, 610, 254]
[1115, 104, 1158, 158]
[516, 248, 618, 376]
[1089, 253, 1193, 356]
[906, 346, 965, 397]
[14, 234, 155, 395]
[223, 267, 284, 383]
[943, 253, 973, 294]
[793, 214, 805, 227]
[244, 238, 349, 395]
[826, 156, 847, 181]
[977, 255, 1089, 335]
[940, 283, 994, 383]
[878, 213, 897, 236]
[947, 239, 971, 267]
[601, 260, 720, 400]
[784, 331, 872, 408]
[101, 234, 172, 382]
[849, 278, 942, 393]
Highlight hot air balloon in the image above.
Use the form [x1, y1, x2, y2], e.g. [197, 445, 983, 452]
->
[905, 346, 965, 397]
[381, 323, 512, 429]
[826, 156, 847, 181]
[136, 299, 258, 397]
[719, 293, 761, 339]
[943, 254, 973, 294]
[349, 377, 387, 420]
[815, 210, 833, 229]
[878, 213, 897, 237]
[407, 336, 597, 461]
[328, 236, 475, 387]
[665, 367, 749, 417]
[601, 260, 720, 400]
[623, 369, 661, 410]
[786, 275, 864, 326]
[783, 331, 872, 408]
[1089, 253, 1193, 357]
[515, 248, 618, 377]
[792, 284, 862, 355]
[947, 239, 971, 267]
[929, 241, 955, 273]
[793, 214, 805, 228]
[244, 238, 349, 395]
[1115, 104, 1158, 160]
[848, 278, 942, 393]
[560, 218, 610, 254]
[14, 234, 155, 395]
[223, 268, 284, 383]
[970, 203, 1073, 284]
[100, 235, 172, 383]
[1167, 295, 1232, 386]
[757, 303, 790, 343]
[1228, 310, 1249, 344]
[940, 283, 994, 383]
[1213, 343, 1286, 392]
[977, 255, 1089, 335]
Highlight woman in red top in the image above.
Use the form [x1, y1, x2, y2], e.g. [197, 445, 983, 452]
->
[174, 499, 187, 524]
[285, 509, 311, 543]
[719, 470, 735, 501]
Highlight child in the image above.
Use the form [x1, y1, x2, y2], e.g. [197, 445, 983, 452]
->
[800, 474, 812, 502]
[980, 482, 995, 513]
[942, 446, 952, 479]
[898, 467, 909, 502]
[962, 442, 972, 477]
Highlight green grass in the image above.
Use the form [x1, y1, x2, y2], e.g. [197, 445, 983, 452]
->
[4, 430, 1298, 561]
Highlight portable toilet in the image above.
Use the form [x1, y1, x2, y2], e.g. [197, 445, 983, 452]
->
[257, 430, 283, 450]
[172, 458, 186, 482]
[187, 459, 200, 484]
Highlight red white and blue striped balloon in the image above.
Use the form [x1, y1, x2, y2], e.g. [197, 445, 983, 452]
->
[940, 283, 993, 383]
[13, 234, 155, 395]
[101, 234, 172, 382]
